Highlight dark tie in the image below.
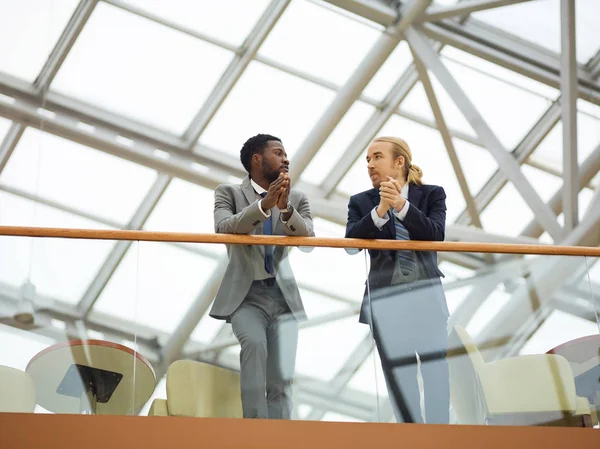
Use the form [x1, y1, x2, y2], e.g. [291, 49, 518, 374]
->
[390, 212, 415, 275]
[260, 193, 275, 275]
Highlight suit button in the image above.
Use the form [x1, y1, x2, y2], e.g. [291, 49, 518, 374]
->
[252, 220, 260, 226]
[290, 226, 296, 231]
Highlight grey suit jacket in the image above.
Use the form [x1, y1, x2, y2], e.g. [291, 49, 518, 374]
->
[210, 176, 314, 321]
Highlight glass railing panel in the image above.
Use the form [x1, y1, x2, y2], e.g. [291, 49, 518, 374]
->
[177, 243, 378, 422]
[2, 230, 598, 428]
[368, 251, 600, 428]
[0, 235, 151, 416]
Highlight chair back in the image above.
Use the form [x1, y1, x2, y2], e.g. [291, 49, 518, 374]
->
[166, 360, 242, 418]
[0, 365, 36, 413]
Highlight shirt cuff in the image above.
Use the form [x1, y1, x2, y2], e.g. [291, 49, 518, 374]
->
[371, 207, 389, 230]
[279, 209, 293, 224]
[257, 199, 271, 219]
[394, 199, 410, 221]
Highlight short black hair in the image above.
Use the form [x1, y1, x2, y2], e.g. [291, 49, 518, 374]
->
[240, 134, 282, 173]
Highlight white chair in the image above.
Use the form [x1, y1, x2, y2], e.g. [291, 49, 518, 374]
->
[148, 360, 242, 418]
[448, 326, 593, 427]
[0, 365, 36, 413]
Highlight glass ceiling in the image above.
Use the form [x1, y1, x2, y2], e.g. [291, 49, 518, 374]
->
[473, 0, 600, 64]
[0, 0, 79, 82]
[199, 60, 336, 155]
[0, 0, 599, 422]
[52, 2, 235, 134]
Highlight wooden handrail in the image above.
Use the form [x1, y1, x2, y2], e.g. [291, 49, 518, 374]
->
[1, 414, 599, 449]
[1, 225, 599, 257]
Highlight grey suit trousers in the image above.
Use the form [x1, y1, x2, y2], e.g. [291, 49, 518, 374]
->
[230, 281, 298, 419]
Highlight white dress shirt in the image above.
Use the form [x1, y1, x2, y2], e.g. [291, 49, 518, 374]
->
[371, 182, 410, 230]
[251, 178, 271, 219]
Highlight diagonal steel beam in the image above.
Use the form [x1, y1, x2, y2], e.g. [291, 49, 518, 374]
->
[0, 281, 164, 352]
[0, 182, 122, 228]
[411, 48, 484, 232]
[77, 174, 171, 317]
[290, 0, 432, 182]
[422, 19, 600, 106]
[320, 66, 420, 196]
[0, 182, 221, 262]
[588, 48, 600, 80]
[477, 204, 600, 360]
[0, 72, 333, 202]
[560, 0, 579, 232]
[406, 27, 563, 240]
[160, 258, 228, 366]
[183, 0, 291, 145]
[0, 123, 25, 176]
[186, 305, 361, 358]
[104, 0, 383, 112]
[322, 0, 398, 27]
[396, 105, 481, 147]
[328, 0, 600, 105]
[522, 142, 600, 239]
[306, 333, 374, 421]
[446, 253, 538, 331]
[34, 0, 98, 92]
[455, 99, 561, 226]
[0, 73, 247, 178]
[553, 290, 599, 323]
[420, 0, 533, 22]
[440, 252, 486, 270]
[581, 180, 600, 223]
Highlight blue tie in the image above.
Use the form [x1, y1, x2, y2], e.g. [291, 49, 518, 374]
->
[391, 212, 415, 275]
[260, 193, 275, 275]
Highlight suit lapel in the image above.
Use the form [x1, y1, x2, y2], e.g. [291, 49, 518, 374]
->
[241, 176, 256, 206]
[408, 183, 422, 208]
[367, 188, 379, 210]
[242, 178, 265, 254]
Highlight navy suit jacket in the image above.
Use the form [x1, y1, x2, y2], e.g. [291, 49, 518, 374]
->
[345, 183, 450, 323]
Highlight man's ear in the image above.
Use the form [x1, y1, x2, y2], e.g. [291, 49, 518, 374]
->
[396, 155, 405, 168]
[252, 153, 262, 167]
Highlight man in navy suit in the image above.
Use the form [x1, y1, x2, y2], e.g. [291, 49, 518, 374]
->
[345, 136, 450, 424]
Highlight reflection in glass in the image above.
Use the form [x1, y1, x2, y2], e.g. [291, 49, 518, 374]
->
[0, 194, 115, 304]
[0, 237, 154, 416]
[445, 254, 600, 426]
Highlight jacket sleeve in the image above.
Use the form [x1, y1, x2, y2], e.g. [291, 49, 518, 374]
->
[345, 195, 380, 239]
[280, 192, 315, 236]
[214, 184, 267, 234]
[402, 186, 446, 241]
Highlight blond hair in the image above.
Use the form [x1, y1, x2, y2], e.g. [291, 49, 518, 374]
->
[373, 136, 423, 185]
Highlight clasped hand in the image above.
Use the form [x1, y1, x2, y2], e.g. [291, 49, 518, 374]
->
[376, 176, 405, 217]
[261, 173, 290, 211]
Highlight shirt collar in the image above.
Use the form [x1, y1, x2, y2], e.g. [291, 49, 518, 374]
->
[250, 177, 267, 195]
[402, 182, 409, 198]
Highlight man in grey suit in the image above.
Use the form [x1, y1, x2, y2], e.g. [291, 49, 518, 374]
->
[210, 133, 314, 419]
